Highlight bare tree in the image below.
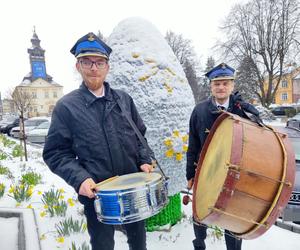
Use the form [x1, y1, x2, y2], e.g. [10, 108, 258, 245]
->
[219, 0, 300, 107]
[10, 87, 33, 161]
[165, 31, 204, 103]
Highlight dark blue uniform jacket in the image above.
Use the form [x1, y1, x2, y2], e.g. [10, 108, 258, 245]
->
[43, 82, 151, 204]
[186, 95, 258, 180]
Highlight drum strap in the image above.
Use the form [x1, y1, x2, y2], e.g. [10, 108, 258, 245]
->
[115, 98, 168, 180]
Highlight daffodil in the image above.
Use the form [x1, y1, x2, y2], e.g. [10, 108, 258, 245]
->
[40, 211, 46, 217]
[67, 198, 75, 207]
[56, 236, 65, 243]
[40, 234, 46, 240]
[27, 204, 32, 209]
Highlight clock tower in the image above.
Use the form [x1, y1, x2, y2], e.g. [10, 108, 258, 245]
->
[27, 28, 51, 81]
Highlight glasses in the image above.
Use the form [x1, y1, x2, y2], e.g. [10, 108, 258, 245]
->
[79, 58, 107, 69]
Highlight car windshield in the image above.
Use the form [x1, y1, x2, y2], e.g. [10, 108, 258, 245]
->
[289, 137, 300, 161]
[24, 120, 45, 126]
[35, 121, 50, 129]
[291, 113, 300, 120]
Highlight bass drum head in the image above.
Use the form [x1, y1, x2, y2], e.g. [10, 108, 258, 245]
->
[97, 172, 162, 191]
[194, 117, 233, 221]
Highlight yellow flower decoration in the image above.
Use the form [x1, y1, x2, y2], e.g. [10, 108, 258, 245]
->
[16, 202, 21, 207]
[59, 195, 64, 200]
[37, 191, 42, 195]
[27, 204, 33, 209]
[132, 52, 140, 58]
[43, 204, 48, 209]
[164, 138, 173, 147]
[163, 83, 173, 93]
[182, 135, 188, 143]
[165, 149, 174, 158]
[56, 237, 65, 243]
[58, 188, 65, 193]
[172, 130, 180, 137]
[164, 130, 189, 161]
[175, 153, 183, 161]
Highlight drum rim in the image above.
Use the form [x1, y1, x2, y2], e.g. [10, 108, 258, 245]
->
[96, 172, 162, 191]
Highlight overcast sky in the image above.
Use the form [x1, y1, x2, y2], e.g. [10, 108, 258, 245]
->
[0, 0, 244, 96]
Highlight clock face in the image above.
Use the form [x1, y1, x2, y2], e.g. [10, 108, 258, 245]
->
[32, 61, 46, 78]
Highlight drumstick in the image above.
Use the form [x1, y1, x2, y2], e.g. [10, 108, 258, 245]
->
[95, 176, 119, 187]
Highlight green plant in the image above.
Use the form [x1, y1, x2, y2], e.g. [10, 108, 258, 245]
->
[69, 242, 90, 250]
[41, 188, 68, 217]
[12, 145, 24, 158]
[0, 152, 8, 160]
[208, 225, 223, 241]
[8, 183, 33, 203]
[1, 135, 16, 147]
[21, 172, 42, 186]
[0, 183, 5, 198]
[55, 217, 86, 236]
[0, 165, 11, 175]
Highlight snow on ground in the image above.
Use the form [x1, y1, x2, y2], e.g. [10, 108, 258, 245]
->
[1, 120, 300, 250]
[0, 217, 18, 250]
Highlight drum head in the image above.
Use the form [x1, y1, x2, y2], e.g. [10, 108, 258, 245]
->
[97, 172, 161, 191]
[194, 117, 233, 220]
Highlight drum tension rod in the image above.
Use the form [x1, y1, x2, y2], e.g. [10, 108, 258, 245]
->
[209, 207, 269, 228]
[226, 163, 292, 187]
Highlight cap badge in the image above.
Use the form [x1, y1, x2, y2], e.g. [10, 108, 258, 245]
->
[88, 33, 95, 41]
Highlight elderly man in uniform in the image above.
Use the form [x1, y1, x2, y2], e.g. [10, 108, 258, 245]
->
[186, 63, 259, 250]
[43, 32, 153, 250]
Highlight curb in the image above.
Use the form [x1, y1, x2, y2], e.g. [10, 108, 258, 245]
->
[275, 219, 300, 234]
[0, 208, 41, 250]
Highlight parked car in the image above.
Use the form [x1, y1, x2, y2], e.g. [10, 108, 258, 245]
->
[10, 117, 50, 139]
[0, 118, 26, 135]
[276, 125, 300, 223]
[0, 116, 18, 132]
[271, 106, 296, 116]
[26, 121, 50, 144]
[286, 112, 300, 129]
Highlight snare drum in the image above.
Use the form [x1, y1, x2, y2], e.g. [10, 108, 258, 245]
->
[94, 172, 168, 224]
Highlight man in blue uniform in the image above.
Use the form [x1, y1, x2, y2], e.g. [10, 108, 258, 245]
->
[43, 32, 153, 250]
[186, 63, 259, 250]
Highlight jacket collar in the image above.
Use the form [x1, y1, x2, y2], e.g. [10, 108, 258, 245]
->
[208, 94, 235, 114]
[79, 82, 114, 106]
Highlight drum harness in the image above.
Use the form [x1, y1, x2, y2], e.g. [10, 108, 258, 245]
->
[116, 98, 168, 181]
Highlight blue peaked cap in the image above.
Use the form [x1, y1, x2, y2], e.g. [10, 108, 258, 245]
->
[70, 32, 112, 59]
[205, 63, 235, 81]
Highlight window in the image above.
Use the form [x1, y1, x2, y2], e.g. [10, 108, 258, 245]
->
[53, 91, 57, 98]
[45, 92, 49, 98]
[32, 92, 37, 99]
[282, 93, 288, 101]
[282, 80, 288, 88]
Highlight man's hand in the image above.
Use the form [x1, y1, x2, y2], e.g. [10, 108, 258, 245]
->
[140, 164, 154, 173]
[187, 178, 194, 190]
[79, 178, 96, 198]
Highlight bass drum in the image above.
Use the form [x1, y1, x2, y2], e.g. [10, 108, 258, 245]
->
[193, 112, 295, 239]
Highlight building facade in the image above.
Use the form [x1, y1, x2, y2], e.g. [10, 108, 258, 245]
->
[272, 66, 300, 105]
[13, 29, 63, 117]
